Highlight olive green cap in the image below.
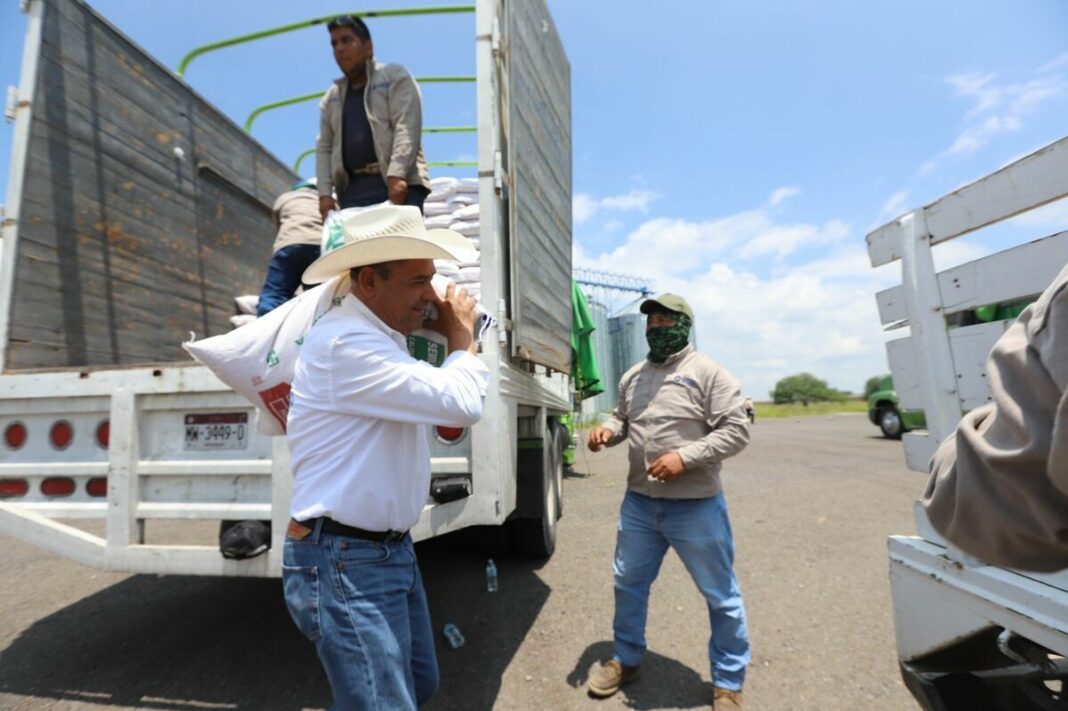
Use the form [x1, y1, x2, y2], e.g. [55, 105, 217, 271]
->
[639, 293, 693, 320]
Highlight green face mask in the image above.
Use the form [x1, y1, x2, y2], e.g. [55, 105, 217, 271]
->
[646, 313, 692, 363]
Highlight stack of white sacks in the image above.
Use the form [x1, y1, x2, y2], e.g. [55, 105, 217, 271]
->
[423, 177, 481, 301]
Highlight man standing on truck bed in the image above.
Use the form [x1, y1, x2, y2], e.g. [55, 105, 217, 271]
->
[584, 294, 752, 711]
[317, 15, 431, 219]
[280, 205, 485, 709]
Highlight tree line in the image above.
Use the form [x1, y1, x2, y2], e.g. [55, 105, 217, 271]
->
[769, 373, 889, 405]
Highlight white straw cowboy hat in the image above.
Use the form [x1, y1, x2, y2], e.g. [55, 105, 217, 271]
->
[302, 204, 478, 284]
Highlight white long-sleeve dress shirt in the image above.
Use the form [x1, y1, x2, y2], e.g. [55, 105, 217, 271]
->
[287, 294, 489, 531]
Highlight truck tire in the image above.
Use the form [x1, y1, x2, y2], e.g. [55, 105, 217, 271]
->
[879, 406, 905, 439]
[509, 431, 560, 558]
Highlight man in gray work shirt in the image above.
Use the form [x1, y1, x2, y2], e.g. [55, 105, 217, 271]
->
[317, 15, 430, 218]
[585, 294, 751, 711]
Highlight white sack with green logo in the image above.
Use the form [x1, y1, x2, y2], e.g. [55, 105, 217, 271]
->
[183, 276, 349, 436]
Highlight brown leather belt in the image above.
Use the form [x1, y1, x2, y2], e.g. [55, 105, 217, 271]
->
[288, 517, 406, 543]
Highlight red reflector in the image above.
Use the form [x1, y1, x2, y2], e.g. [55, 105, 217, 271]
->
[96, 420, 110, 448]
[41, 477, 75, 496]
[0, 479, 29, 498]
[50, 420, 73, 449]
[4, 422, 27, 449]
[86, 477, 108, 497]
[436, 426, 464, 442]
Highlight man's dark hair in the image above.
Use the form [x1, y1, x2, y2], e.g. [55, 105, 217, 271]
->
[327, 15, 371, 42]
[350, 262, 393, 283]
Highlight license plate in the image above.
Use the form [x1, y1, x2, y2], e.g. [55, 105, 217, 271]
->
[184, 413, 248, 451]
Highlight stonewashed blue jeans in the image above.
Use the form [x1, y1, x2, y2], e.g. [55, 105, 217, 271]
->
[282, 521, 438, 710]
[613, 491, 750, 691]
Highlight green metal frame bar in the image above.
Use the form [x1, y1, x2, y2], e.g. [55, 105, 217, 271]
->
[244, 76, 475, 132]
[246, 92, 322, 132]
[177, 5, 475, 77]
[293, 148, 316, 173]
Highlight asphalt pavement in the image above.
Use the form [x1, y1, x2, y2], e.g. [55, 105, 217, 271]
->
[0, 413, 923, 710]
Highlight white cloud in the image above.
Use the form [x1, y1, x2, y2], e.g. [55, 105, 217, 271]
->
[946, 72, 1062, 121]
[600, 190, 659, 212]
[1038, 52, 1068, 74]
[997, 142, 1048, 169]
[573, 193, 598, 225]
[924, 68, 1065, 173]
[881, 190, 910, 217]
[947, 115, 1023, 156]
[578, 205, 852, 277]
[572, 189, 660, 225]
[946, 72, 1003, 116]
[736, 219, 849, 260]
[1007, 197, 1068, 230]
[576, 201, 895, 399]
[793, 247, 898, 283]
[767, 186, 800, 207]
[931, 240, 992, 272]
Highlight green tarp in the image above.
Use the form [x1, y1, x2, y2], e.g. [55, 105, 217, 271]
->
[571, 280, 604, 401]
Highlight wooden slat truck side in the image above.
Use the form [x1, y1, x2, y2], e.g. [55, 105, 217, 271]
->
[0, 0, 573, 576]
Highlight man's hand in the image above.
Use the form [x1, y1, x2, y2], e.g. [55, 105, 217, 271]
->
[387, 176, 409, 205]
[587, 426, 614, 452]
[319, 196, 337, 221]
[647, 452, 686, 483]
[426, 282, 478, 354]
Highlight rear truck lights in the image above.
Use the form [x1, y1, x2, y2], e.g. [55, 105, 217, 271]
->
[41, 477, 76, 497]
[4, 422, 26, 449]
[96, 420, 109, 448]
[435, 426, 465, 443]
[0, 479, 29, 498]
[86, 477, 108, 497]
[50, 420, 73, 450]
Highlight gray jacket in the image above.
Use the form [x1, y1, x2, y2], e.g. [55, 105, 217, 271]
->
[603, 345, 751, 499]
[922, 261, 1068, 572]
[316, 60, 430, 199]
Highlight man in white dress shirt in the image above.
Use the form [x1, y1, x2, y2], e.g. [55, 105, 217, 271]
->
[281, 205, 487, 710]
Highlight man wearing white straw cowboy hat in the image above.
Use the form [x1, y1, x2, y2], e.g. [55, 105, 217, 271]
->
[281, 204, 485, 709]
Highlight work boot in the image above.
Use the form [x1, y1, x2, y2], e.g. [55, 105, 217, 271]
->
[712, 687, 744, 710]
[587, 659, 639, 697]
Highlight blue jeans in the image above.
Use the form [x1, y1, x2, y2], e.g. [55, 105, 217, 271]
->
[613, 491, 750, 691]
[282, 522, 438, 710]
[257, 243, 322, 317]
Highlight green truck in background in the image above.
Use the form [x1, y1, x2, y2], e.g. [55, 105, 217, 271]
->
[868, 375, 925, 439]
[869, 300, 1032, 440]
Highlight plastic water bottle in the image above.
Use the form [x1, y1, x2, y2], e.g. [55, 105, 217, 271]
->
[442, 623, 465, 649]
[486, 558, 498, 592]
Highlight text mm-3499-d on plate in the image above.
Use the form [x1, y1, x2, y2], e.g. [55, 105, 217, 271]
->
[184, 413, 249, 450]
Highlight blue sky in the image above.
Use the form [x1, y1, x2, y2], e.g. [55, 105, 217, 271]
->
[2, 1, 1067, 399]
